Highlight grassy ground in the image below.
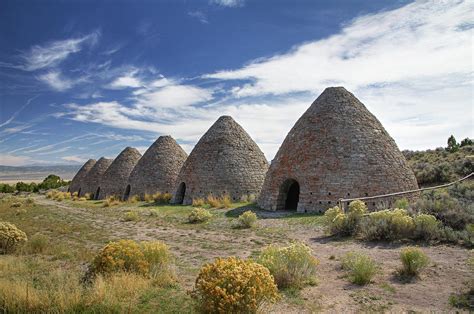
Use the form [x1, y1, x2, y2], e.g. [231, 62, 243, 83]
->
[0, 194, 471, 312]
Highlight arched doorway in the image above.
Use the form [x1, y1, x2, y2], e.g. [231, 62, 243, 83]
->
[175, 182, 186, 204]
[277, 179, 300, 211]
[94, 187, 101, 200]
[78, 188, 81, 197]
[123, 185, 131, 201]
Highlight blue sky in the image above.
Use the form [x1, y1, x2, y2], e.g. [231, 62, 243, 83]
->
[0, 0, 472, 166]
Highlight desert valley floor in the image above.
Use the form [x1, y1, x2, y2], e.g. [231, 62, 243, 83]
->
[0, 194, 471, 313]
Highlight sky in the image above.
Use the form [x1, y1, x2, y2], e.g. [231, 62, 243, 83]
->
[0, 0, 472, 166]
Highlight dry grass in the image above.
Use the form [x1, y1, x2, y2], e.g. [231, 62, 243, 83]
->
[192, 198, 205, 207]
[0, 255, 153, 312]
[102, 196, 121, 207]
[128, 195, 140, 204]
[206, 195, 232, 208]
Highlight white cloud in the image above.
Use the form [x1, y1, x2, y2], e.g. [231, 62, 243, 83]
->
[107, 71, 143, 89]
[38, 71, 74, 91]
[188, 11, 209, 24]
[21, 31, 100, 71]
[210, 0, 244, 7]
[58, 0, 473, 160]
[61, 155, 88, 163]
[0, 154, 32, 166]
[137, 84, 213, 109]
[204, 0, 473, 98]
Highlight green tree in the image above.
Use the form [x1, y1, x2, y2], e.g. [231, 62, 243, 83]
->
[0, 184, 15, 193]
[447, 135, 459, 153]
[460, 137, 473, 147]
[37, 174, 69, 190]
[16, 181, 32, 192]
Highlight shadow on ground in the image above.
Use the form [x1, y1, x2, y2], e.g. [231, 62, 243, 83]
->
[225, 203, 324, 220]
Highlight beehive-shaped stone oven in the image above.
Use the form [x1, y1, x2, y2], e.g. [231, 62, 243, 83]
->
[96, 147, 142, 200]
[258, 87, 418, 212]
[172, 115, 269, 205]
[69, 159, 96, 195]
[125, 136, 188, 200]
[79, 157, 113, 199]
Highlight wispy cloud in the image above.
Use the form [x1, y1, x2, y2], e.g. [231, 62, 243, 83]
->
[210, 0, 244, 8]
[61, 155, 88, 163]
[19, 31, 100, 71]
[188, 11, 209, 24]
[204, 1, 472, 98]
[22, 134, 93, 153]
[38, 71, 75, 91]
[0, 123, 33, 136]
[56, 0, 473, 159]
[0, 95, 39, 128]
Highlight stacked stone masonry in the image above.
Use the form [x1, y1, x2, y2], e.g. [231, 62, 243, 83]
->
[79, 157, 113, 199]
[69, 159, 96, 194]
[258, 87, 419, 213]
[96, 147, 142, 200]
[171, 116, 269, 205]
[127, 136, 188, 199]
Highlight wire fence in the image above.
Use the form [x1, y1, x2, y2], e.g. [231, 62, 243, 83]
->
[338, 172, 473, 211]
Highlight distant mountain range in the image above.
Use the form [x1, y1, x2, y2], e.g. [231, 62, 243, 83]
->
[0, 164, 81, 183]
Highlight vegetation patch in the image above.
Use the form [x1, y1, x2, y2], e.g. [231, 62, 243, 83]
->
[341, 252, 378, 285]
[257, 242, 319, 289]
[192, 257, 279, 313]
[403, 137, 473, 186]
[206, 195, 232, 209]
[236, 210, 258, 228]
[89, 239, 175, 284]
[123, 210, 140, 222]
[398, 247, 429, 278]
[0, 221, 28, 254]
[188, 207, 212, 224]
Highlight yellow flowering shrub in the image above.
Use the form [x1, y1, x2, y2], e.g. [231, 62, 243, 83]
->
[257, 242, 319, 289]
[193, 257, 278, 313]
[91, 240, 174, 281]
[323, 206, 356, 235]
[237, 211, 257, 228]
[0, 222, 28, 254]
[92, 240, 149, 276]
[360, 209, 415, 240]
[348, 200, 367, 216]
[188, 208, 212, 223]
[414, 214, 439, 240]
